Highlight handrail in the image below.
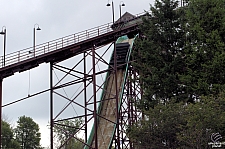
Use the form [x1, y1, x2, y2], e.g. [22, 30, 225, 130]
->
[0, 11, 147, 68]
[0, 22, 114, 68]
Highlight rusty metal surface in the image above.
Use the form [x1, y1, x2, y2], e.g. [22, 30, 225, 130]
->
[0, 11, 148, 79]
[89, 37, 134, 149]
[44, 35, 141, 149]
[0, 11, 146, 148]
[0, 22, 139, 79]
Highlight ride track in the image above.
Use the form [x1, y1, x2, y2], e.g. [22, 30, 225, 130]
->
[86, 35, 138, 149]
[0, 12, 145, 149]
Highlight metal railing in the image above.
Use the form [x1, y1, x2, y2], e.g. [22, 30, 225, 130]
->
[0, 22, 114, 68]
[0, 11, 147, 68]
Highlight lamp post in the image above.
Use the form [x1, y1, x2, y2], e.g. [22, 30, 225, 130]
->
[119, 1, 125, 23]
[33, 24, 41, 57]
[0, 26, 5, 148]
[0, 26, 6, 66]
[106, 0, 115, 23]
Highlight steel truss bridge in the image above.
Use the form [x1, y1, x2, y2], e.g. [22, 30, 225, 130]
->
[0, 12, 144, 149]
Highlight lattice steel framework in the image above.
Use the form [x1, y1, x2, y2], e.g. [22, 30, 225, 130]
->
[0, 11, 142, 147]
[49, 40, 142, 149]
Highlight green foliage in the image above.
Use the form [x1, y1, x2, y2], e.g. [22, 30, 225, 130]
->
[181, 0, 225, 100]
[54, 118, 83, 149]
[128, 92, 225, 148]
[14, 115, 42, 149]
[129, 0, 225, 148]
[177, 92, 225, 148]
[2, 120, 13, 147]
[133, 0, 187, 109]
[128, 100, 186, 148]
[2, 120, 20, 149]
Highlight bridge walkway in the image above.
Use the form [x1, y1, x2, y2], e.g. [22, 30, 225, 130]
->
[0, 20, 140, 79]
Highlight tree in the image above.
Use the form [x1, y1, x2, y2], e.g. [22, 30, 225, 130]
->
[14, 115, 42, 149]
[2, 120, 20, 149]
[129, 0, 225, 148]
[54, 118, 83, 149]
[130, 0, 187, 146]
[177, 92, 225, 148]
[181, 0, 225, 100]
[132, 0, 186, 109]
[128, 100, 186, 148]
[128, 92, 225, 148]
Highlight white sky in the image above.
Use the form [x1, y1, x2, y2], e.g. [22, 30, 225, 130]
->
[0, 0, 154, 147]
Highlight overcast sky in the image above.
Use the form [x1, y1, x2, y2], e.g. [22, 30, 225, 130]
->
[0, 0, 154, 147]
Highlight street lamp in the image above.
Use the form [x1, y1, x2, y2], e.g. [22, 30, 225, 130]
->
[119, 1, 125, 23]
[0, 26, 6, 66]
[106, 0, 115, 23]
[33, 24, 41, 57]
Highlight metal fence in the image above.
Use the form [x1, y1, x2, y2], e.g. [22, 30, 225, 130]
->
[0, 11, 148, 68]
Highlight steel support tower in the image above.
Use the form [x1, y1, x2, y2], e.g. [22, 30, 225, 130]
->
[49, 37, 142, 148]
[0, 12, 143, 149]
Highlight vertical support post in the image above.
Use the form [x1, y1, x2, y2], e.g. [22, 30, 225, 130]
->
[33, 28, 35, 57]
[128, 67, 133, 149]
[119, 5, 122, 23]
[128, 67, 131, 126]
[0, 78, 2, 148]
[48, 42, 50, 52]
[83, 52, 88, 146]
[62, 38, 63, 48]
[0, 27, 6, 67]
[92, 46, 98, 149]
[112, 1, 115, 24]
[86, 30, 88, 39]
[3, 29, 6, 66]
[33, 24, 41, 57]
[131, 69, 134, 125]
[114, 40, 120, 149]
[121, 107, 123, 149]
[50, 62, 53, 149]
[134, 71, 138, 123]
[74, 34, 76, 44]
[18, 51, 20, 62]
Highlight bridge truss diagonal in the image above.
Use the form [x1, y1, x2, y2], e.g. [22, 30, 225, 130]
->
[49, 35, 143, 149]
[0, 11, 146, 149]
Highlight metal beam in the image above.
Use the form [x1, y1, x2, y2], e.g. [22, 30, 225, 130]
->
[50, 62, 53, 149]
[92, 46, 98, 149]
[0, 78, 2, 148]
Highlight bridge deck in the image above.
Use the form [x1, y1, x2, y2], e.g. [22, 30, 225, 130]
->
[0, 22, 139, 79]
